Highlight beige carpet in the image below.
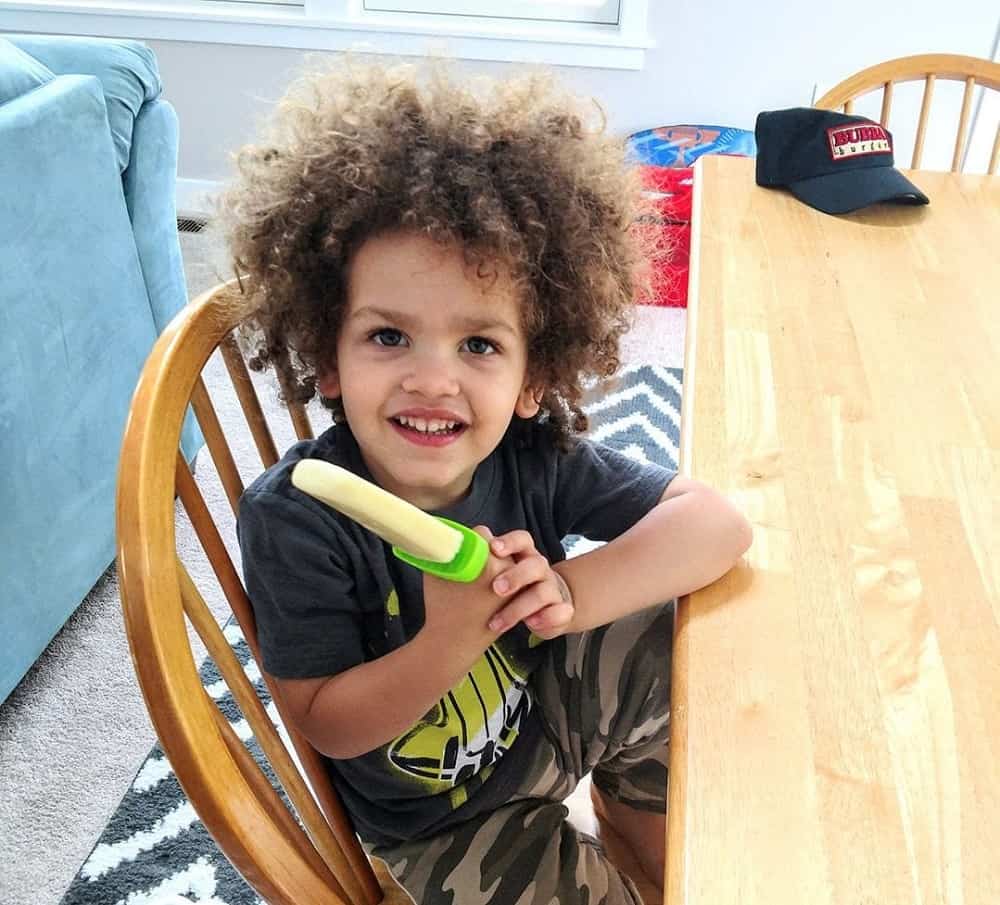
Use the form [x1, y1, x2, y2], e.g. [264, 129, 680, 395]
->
[0, 228, 685, 905]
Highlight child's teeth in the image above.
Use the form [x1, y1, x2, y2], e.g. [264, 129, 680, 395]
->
[397, 416, 460, 433]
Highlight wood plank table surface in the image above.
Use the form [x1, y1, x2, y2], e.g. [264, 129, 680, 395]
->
[667, 155, 999, 905]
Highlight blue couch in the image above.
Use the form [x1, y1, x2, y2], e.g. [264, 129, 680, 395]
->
[0, 34, 201, 702]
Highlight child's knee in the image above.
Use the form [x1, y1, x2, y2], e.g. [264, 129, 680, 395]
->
[592, 753, 668, 815]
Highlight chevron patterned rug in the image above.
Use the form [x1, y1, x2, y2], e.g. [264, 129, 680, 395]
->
[57, 363, 682, 905]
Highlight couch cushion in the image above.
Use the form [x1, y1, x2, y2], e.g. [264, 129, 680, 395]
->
[0, 37, 55, 105]
[0, 73, 158, 702]
[6, 35, 161, 173]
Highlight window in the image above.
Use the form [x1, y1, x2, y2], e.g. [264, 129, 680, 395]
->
[362, 1, 621, 26]
[200, 0, 303, 5]
[0, 0, 650, 69]
[194, 0, 304, 5]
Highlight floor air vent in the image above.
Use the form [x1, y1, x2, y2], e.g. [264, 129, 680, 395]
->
[177, 217, 207, 233]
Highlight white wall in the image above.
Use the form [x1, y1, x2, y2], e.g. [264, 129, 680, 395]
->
[143, 0, 998, 188]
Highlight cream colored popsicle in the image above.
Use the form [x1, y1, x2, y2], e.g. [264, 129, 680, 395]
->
[290, 459, 462, 564]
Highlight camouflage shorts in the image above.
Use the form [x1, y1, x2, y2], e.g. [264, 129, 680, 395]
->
[367, 602, 673, 905]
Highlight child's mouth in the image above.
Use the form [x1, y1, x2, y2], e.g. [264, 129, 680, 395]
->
[389, 416, 467, 446]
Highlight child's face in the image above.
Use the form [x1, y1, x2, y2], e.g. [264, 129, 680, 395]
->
[318, 231, 540, 510]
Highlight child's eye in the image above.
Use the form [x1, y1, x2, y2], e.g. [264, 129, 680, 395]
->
[464, 336, 498, 355]
[370, 328, 407, 347]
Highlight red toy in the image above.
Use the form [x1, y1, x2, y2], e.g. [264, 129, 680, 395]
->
[635, 166, 693, 308]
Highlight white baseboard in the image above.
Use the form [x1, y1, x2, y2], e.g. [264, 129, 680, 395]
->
[176, 178, 223, 219]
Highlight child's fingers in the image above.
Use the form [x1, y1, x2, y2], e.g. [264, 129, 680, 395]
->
[491, 554, 549, 597]
[469, 525, 517, 583]
[488, 594, 544, 633]
[488, 577, 566, 632]
[525, 602, 575, 638]
[489, 529, 536, 558]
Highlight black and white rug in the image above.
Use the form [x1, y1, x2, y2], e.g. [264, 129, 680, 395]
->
[58, 364, 682, 905]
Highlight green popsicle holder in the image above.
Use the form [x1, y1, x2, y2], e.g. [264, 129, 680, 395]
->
[392, 516, 489, 583]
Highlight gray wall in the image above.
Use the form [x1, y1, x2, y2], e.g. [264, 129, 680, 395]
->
[147, 0, 999, 184]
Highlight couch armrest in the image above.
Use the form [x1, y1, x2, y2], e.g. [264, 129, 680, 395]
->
[124, 97, 185, 334]
[6, 34, 161, 173]
[123, 96, 204, 462]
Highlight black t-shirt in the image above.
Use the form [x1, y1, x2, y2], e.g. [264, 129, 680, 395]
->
[237, 421, 674, 845]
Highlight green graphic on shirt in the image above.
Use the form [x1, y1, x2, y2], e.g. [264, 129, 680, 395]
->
[387, 642, 532, 802]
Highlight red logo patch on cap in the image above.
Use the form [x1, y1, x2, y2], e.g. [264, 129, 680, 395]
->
[827, 123, 891, 160]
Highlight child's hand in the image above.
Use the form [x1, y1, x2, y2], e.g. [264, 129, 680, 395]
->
[420, 526, 514, 658]
[485, 531, 575, 640]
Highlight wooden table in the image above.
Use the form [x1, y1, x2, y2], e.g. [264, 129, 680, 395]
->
[668, 155, 1000, 905]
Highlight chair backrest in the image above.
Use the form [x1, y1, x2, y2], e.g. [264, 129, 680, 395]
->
[814, 53, 1000, 173]
[116, 280, 387, 905]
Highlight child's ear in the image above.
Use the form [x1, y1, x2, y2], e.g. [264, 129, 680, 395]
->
[514, 384, 542, 419]
[317, 368, 340, 399]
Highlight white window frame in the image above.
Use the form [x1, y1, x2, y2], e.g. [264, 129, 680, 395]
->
[361, 1, 620, 26]
[0, 0, 652, 70]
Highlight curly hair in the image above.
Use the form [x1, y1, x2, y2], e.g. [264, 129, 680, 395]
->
[216, 56, 662, 446]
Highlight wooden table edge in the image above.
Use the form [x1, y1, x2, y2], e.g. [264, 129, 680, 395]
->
[663, 154, 709, 904]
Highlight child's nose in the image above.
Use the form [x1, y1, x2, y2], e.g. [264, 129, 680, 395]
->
[400, 356, 460, 397]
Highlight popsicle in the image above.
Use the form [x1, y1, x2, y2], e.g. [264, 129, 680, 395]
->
[290, 459, 489, 582]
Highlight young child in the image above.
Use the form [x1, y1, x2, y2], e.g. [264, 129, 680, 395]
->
[223, 58, 752, 905]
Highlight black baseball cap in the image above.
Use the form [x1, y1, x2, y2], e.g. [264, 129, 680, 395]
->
[755, 107, 929, 215]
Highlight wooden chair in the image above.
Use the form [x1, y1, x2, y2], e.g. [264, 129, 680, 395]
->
[814, 53, 1000, 173]
[116, 279, 413, 905]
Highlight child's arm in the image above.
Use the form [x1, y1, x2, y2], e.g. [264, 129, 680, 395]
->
[489, 477, 752, 637]
[275, 632, 479, 761]
[556, 477, 752, 633]
[274, 536, 511, 761]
